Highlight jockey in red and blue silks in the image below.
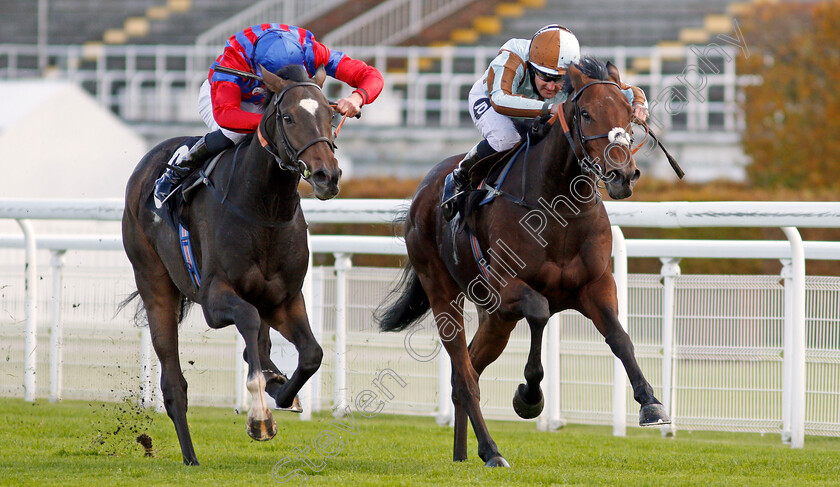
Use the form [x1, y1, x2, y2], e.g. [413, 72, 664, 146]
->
[207, 23, 383, 135]
[154, 24, 384, 208]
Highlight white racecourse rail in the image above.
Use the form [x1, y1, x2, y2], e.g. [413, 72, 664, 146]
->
[1, 199, 840, 449]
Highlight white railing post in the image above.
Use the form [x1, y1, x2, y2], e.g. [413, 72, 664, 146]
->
[436, 342, 452, 426]
[538, 329, 549, 431]
[538, 316, 565, 431]
[659, 257, 681, 437]
[547, 313, 564, 430]
[333, 252, 352, 417]
[780, 258, 793, 444]
[17, 219, 38, 402]
[235, 334, 248, 412]
[154, 358, 165, 413]
[310, 266, 324, 413]
[49, 250, 66, 403]
[140, 326, 153, 408]
[781, 227, 806, 449]
[611, 225, 628, 436]
[298, 229, 315, 421]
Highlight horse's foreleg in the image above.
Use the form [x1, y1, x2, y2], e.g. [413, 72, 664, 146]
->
[503, 284, 550, 419]
[264, 292, 323, 410]
[581, 273, 671, 426]
[204, 283, 277, 441]
[252, 322, 300, 412]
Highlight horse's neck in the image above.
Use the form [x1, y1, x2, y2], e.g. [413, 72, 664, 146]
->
[228, 136, 301, 222]
[531, 122, 601, 214]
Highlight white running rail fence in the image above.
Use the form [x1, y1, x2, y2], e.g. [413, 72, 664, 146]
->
[1, 199, 839, 449]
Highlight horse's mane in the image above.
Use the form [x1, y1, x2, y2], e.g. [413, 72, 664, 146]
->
[561, 56, 609, 95]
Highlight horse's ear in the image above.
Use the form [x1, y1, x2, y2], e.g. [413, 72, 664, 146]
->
[606, 61, 621, 85]
[311, 65, 327, 88]
[259, 64, 290, 93]
[568, 63, 587, 91]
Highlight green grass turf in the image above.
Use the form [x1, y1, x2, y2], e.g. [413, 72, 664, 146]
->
[1, 397, 839, 486]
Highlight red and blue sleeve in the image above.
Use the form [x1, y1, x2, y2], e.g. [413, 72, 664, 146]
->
[311, 38, 384, 105]
[209, 45, 263, 133]
[209, 81, 262, 133]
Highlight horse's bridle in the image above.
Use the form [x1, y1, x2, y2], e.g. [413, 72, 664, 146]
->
[257, 81, 336, 180]
[555, 80, 627, 180]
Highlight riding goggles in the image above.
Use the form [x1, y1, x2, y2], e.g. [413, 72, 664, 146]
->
[533, 69, 563, 84]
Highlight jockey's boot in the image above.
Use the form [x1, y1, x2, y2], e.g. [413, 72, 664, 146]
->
[442, 140, 496, 221]
[153, 130, 233, 208]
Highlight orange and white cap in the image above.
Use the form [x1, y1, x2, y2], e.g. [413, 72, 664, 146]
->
[528, 24, 581, 76]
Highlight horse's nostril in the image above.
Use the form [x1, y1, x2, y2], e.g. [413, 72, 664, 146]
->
[311, 170, 328, 184]
[606, 170, 624, 184]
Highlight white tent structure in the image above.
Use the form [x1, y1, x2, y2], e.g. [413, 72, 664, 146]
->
[0, 79, 148, 199]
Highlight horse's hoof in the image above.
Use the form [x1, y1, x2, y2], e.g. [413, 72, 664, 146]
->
[247, 416, 278, 441]
[512, 383, 544, 419]
[639, 403, 671, 426]
[485, 456, 510, 467]
[276, 395, 303, 413]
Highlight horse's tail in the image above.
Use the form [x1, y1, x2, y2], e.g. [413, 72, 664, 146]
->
[116, 290, 193, 327]
[375, 260, 431, 333]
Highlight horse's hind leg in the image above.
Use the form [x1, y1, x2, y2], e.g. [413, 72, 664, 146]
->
[415, 273, 509, 467]
[580, 273, 671, 426]
[203, 282, 277, 441]
[135, 272, 198, 464]
[124, 230, 199, 464]
[263, 292, 323, 410]
[147, 294, 199, 465]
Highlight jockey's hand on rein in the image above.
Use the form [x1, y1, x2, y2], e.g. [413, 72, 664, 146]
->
[633, 103, 649, 123]
[336, 92, 364, 118]
[530, 114, 553, 138]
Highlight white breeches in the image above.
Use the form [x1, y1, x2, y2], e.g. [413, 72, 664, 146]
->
[468, 79, 522, 152]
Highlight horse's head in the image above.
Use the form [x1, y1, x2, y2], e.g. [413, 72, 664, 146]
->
[562, 57, 640, 199]
[261, 65, 341, 200]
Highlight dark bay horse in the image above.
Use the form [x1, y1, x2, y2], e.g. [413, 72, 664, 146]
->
[121, 65, 338, 465]
[377, 57, 670, 467]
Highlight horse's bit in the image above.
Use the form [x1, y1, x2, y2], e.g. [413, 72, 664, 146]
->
[257, 82, 336, 180]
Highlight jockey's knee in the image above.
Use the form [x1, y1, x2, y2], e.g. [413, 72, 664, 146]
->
[220, 129, 248, 146]
[486, 132, 521, 152]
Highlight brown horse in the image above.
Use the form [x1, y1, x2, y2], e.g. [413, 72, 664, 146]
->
[121, 65, 339, 465]
[376, 57, 670, 467]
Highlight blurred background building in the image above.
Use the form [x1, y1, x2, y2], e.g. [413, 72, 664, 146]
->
[0, 0, 816, 189]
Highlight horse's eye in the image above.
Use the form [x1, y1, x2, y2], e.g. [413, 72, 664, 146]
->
[581, 110, 591, 121]
[282, 114, 294, 124]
